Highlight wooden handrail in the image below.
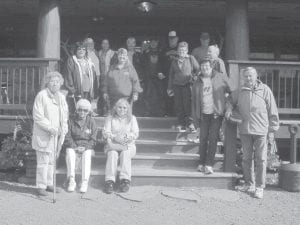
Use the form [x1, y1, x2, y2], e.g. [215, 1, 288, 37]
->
[227, 60, 300, 66]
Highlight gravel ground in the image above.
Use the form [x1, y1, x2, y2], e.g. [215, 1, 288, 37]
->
[0, 177, 299, 225]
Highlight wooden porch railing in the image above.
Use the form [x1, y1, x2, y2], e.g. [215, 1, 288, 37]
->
[227, 60, 300, 114]
[0, 58, 59, 112]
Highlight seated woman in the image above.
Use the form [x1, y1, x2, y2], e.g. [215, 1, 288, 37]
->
[102, 98, 139, 194]
[64, 99, 97, 193]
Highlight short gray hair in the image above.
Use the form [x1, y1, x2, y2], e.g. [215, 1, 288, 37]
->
[43, 71, 64, 88]
[243, 67, 257, 75]
[76, 99, 92, 111]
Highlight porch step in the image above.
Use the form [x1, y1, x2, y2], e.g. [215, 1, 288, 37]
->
[94, 117, 179, 129]
[138, 128, 199, 141]
[56, 166, 237, 189]
[57, 152, 224, 170]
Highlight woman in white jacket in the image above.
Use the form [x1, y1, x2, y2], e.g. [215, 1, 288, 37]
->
[32, 71, 68, 196]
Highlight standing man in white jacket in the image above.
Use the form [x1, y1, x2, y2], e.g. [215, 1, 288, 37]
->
[227, 67, 279, 199]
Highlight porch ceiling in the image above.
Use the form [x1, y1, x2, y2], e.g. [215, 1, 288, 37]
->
[1, 0, 300, 51]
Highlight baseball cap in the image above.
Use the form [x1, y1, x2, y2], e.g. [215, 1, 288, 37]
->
[168, 30, 177, 37]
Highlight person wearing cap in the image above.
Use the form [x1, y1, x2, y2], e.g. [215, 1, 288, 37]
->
[192, 58, 234, 175]
[192, 32, 210, 64]
[207, 45, 227, 76]
[143, 38, 167, 116]
[162, 30, 179, 116]
[226, 67, 279, 199]
[63, 41, 98, 114]
[64, 99, 97, 193]
[167, 41, 199, 132]
[98, 39, 116, 116]
[103, 48, 142, 108]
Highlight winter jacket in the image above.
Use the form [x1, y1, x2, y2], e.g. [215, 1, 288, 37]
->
[103, 62, 142, 99]
[168, 55, 199, 90]
[32, 88, 68, 153]
[63, 56, 98, 99]
[192, 70, 234, 120]
[64, 115, 98, 150]
[236, 80, 279, 135]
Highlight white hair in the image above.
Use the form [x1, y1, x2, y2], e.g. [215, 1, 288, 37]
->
[76, 99, 92, 111]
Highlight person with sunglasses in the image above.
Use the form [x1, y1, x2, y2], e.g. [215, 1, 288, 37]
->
[64, 99, 98, 193]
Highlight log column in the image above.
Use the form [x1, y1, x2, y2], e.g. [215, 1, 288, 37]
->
[224, 0, 249, 172]
[37, 0, 60, 71]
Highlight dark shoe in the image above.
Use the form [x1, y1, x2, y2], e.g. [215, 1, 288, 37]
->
[104, 180, 114, 194]
[119, 179, 130, 193]
[37, 188, 48, 196]
[46, 186, 61, 193]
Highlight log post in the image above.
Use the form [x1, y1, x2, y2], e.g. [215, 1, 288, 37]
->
[224, 0, 249, 172]
[37, 0, 60, 72]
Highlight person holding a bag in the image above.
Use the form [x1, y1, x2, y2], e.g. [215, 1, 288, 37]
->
[167, 41, 199, 132]
[102, 98, 139, 194]
[64, 99, 97, 193]
[32, 71, 69, 196]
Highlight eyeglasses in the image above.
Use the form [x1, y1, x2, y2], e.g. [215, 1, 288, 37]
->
[77, 108, 89, 113]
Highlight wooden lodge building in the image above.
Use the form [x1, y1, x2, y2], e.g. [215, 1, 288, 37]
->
[0, 0, 300, 188]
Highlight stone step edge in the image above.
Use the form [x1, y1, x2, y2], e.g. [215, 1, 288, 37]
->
[56, 168, 237, 178]
[90, 152, 224, 161]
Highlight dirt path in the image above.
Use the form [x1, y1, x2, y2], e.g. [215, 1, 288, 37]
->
[0, 181, 299, 225]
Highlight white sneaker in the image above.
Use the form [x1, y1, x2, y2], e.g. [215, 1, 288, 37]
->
[205, 166, 214, 174]
[254, 188, 264, 199]
[197, 165, 205, 172]
[67, 178, 76, 192]
[80, 181, 88, 193]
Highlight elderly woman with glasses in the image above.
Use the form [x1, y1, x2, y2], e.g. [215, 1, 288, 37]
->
[103, 48, 142, 109]
[32, 71, 69, 196]
[63, 99, 98, 193]
[102, 98, 139, 194]
[63, 41, 98, 114]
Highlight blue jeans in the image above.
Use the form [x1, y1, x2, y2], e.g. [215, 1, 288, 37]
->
[240, 134, 267, 189]
[199, 114, 223, 166]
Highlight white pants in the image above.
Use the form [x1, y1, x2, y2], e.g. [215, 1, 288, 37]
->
[65, 148, 92, 182]
[105, 146, 136, 182]
[36, 150, 54, 189]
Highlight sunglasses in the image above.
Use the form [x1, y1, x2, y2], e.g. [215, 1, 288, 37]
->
[77, 108, 89, 113]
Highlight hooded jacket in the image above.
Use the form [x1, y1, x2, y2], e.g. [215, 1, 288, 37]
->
[236, 80, 279, 135]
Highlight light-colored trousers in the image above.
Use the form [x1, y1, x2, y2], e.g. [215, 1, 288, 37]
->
[105, 146, 136, 182]
[65, 148, 92, 182]
[240, 134, 267, 189]
[36, 150, 54, 189]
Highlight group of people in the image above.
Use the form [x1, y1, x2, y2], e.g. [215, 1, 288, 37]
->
[31, 30, 280, 199]
[32, 71, 139, 195]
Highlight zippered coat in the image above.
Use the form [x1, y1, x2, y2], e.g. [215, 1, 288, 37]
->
[236, 80, 279, 135]
[191, 70, 234, 120]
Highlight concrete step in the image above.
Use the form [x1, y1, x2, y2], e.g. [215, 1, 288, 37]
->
[138, 128, 199, 141]
[135, 139, 199, 154]
[94, 117, 179, 129]
[57, 152, 224, 170]
[56, 166, 237, 189]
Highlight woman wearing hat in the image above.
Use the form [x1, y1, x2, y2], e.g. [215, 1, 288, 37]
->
[63, 41, 98, 114]
[103, 48, 142, 109]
